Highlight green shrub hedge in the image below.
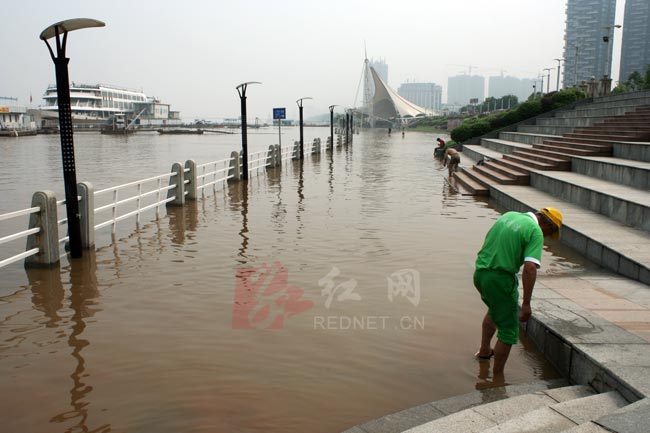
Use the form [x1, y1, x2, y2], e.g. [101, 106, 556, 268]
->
[450, 89, 586, 143]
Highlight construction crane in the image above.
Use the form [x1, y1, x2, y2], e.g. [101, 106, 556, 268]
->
[447, 64, 479, 75]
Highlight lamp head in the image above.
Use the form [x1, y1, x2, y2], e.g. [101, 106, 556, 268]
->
[40, 18, 105, 40]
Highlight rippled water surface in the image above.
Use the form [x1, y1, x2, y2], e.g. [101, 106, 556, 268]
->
[0, 128, 594, 433]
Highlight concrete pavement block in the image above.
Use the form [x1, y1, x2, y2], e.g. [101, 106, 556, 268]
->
[596, 398, 650, 433]
[543, 330, 572, 377]
[532, 299, 646, 344]
[471, 393, 557, 424]
[574, 344, 650, 369]
[480, 407, 576, 433]
[358, 403, 445, 433]
[404, 409, 495, 433]
[552, 391, 628, 425]
[562, 422, 612, 432]
[542, 385, 595, 403]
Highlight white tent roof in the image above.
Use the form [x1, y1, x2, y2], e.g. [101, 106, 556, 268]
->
[370, 66, 429, 119]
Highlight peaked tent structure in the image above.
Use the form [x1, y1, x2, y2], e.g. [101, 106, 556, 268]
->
[369, 66, 429, 120]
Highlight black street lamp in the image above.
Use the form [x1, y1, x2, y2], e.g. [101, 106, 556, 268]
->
[554, 58, 565, 91]
[543, 68, 552, 94]
[329, 105, 337, 150]
[236, 82, 261, 181]
[40, 18, 105, 259]
[296, 97, 312, 160]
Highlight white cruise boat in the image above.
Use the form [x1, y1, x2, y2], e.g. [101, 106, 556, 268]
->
[0, 102, 37, 137]
[39, 83, 181, 129]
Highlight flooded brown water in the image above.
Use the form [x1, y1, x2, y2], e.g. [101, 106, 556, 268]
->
[0, 129, 595, 432]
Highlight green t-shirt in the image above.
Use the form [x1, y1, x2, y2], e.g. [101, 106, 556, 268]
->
[475, 211, 543, 274]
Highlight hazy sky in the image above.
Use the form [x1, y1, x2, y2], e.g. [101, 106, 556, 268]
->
[1, 0, 626, 121]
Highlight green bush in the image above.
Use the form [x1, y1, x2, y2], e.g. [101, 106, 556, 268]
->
[450, 123, 472, 142]
[449, 88, 585, 143]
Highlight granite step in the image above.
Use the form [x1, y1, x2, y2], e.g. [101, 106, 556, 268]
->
[535, 143, 611, 157]
[570, 155, 650, 190]
[481, 161, 529, 184]
[507, 151, 569, 170]
[458, 167, 494, 192]
[473, 164, 521, 185]
[540, 139, 612, 152]
[453, 170, 489, 195]
[340, 379, 569, 433]
[564, 132, 644, 141]
[401, 387, 622, 433]
[529, 170, 650, 233]
[489, 184, 650, 284]
[477, 391, 628, 433]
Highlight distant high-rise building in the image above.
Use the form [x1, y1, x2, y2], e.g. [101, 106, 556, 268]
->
[447, 75, 485, 105]
[563, 0, 617, 88]
[488, 75, 535, 102]
[620, 0, 650, 82]
[397, 82, 442, 112]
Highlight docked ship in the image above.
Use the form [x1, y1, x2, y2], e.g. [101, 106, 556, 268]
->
[0, 99, 38, 137]
[36, 83, 182, 131]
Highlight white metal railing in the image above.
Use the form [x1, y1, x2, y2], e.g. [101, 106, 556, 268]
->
[248, 150, 271, 173]
[280, 146, 296, 162]
[1, 140, 325, 268]
[0, 206, 41, 269]
[197, 157, 234, 193]
[94, 172, 177, 234]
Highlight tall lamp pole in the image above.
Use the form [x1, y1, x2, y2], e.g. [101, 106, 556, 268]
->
[602, 25, 622, 79]
[554, 58, 564, 91]
[236, 81, 261, 181]
[40, 18, 105, 259]
[543, 68, 552, 93]
[329, 105, 337, 151]
[296, 97, 312, 160]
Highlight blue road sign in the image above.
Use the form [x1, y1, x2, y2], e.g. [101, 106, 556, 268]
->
[273, 107, 286, 119]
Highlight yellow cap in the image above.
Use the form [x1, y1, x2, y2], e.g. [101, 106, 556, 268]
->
[540, 207, 563, 239]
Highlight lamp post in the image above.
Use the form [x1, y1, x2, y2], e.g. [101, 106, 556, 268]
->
[602, 25, 622, 79]
[554, 58, 564, 91]
[538, 74, 545, 96]
[40, 18, 105, 259]
[329, 105, 337, 151]
[543, 68, 552, 93]
[573, 45, 579, 87]
[296, 97, 312, 160]
[236, 81, 261, 181]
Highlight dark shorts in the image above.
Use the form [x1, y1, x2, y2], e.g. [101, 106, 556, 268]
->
[450, 154, 460, 165]
[473, 269, 519, 345]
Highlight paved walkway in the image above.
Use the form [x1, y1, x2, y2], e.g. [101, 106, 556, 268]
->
[533, 273, 650, 344]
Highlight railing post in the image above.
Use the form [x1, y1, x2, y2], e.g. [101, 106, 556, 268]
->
[292, 140, 300, 160]
[167, 162, 185, 207]
[185, 159, 198, 200]
[228, 151, 241, 182]
[266, 145, 275, 169]
[25, 190, 60, 267]
[77, 181, 95, 249]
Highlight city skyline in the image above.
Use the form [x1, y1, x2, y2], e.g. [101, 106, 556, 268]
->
[1, 0, 626, 121]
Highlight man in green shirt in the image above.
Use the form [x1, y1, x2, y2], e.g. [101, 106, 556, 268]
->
[473, 207, 563, 376]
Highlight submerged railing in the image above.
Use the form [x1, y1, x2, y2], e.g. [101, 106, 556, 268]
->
[0, 136, 336, 269]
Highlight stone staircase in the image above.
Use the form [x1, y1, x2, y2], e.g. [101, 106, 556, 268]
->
[454, 102, 650, 196]
[342, 379, 648, 433]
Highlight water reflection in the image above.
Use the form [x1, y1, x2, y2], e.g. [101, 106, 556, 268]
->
[228, 182, 249, 265]
[167, 202, 199, 246]
[26, 253, 109, 432]
[296, 161, 305, 236]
